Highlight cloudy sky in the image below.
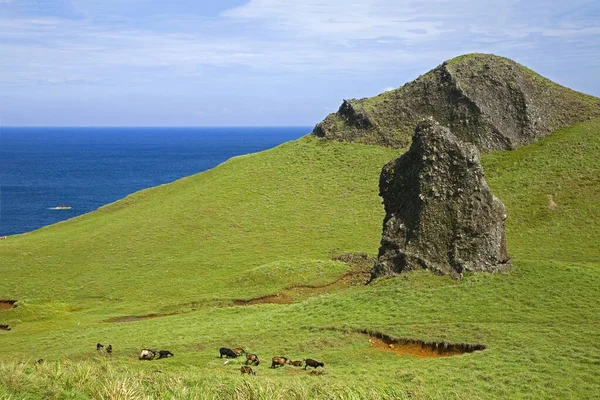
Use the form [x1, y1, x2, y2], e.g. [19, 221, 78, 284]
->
[1, 0, 599, 126]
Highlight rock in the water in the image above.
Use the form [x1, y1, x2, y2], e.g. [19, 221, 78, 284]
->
[371, 118, 511, 280]
[313, 54, 600, 150]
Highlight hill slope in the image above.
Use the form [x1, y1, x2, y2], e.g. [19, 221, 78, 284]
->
[1, 117, 599, 398]
[313, 53, 600, 150]
[0, 137, 399, 315]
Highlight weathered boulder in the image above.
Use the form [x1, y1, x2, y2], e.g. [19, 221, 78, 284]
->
[313, 54, 600, 151]
[371, 118, 511, 280]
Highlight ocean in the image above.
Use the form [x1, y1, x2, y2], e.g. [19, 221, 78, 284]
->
[0, 126, 309, 236]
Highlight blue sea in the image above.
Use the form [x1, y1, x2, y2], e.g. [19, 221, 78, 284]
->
[0, 127, 309, 236]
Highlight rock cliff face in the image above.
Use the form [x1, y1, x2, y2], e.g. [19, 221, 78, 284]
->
[371, 119, 511, 280]
[313, 54, 600, 151]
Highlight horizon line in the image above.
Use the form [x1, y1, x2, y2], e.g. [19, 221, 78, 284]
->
[0, 125, 314, 129]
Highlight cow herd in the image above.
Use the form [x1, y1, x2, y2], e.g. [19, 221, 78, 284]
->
[96, 343, 172, 360]
[94, 343, 324, 376]
[219, 347, 325, 376]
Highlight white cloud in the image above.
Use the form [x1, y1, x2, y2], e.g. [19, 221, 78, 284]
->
[223, 0, 600, 43]
[222, 0, 449, 42]
[0, 1, 599, 97]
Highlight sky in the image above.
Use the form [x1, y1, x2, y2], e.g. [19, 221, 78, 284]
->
[0, 0, 599, 127]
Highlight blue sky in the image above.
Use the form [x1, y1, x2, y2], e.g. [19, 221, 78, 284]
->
[0, 0, 599, 126]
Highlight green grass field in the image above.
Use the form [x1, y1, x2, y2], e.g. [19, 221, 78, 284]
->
[1, 119, 599, 399]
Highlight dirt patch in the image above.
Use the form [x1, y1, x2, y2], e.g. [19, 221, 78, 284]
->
[233, 255, 374, 307]
[233, 293, 293, 306]
[287, 274, 352, 290]
[333, 253, 377, 286]
[233, 272, 361, 306]
[359, 330, 486, 358]
[0, 324, 11, 331]
[334, 253, 375, 284]
[0, 300, 17, 310]
[323, 328, 485, 358]
[106, 312, 179, 323]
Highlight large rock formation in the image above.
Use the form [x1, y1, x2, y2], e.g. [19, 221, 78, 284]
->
[314, 54, 600, 151]
[371, 119, 511, 280]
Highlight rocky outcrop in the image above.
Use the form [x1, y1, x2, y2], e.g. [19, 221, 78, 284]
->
[313, 54, 600, 151]
[371, 119, 511, 280]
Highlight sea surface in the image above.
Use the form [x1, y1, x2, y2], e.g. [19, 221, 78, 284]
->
[0, 127, 309, 236]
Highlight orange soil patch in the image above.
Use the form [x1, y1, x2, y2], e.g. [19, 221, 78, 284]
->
[106, 312, 179, 323]
[367, 336, 465, 358]
[359, 330, 485, 358]
[0, 300, 17, 310]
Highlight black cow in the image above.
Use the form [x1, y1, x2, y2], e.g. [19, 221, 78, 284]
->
[96, 343, 104, 351]
[158, 350, 174, 359]
[304, 358, 324, 369]
[219, 347, 238, 358]
[106, 345, 112, 355]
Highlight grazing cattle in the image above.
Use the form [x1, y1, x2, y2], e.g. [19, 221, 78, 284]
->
[219, 347, 239, 358]
[288, 360, 303, 367]
[304, 358, 324, 369]
[158, 350, 174, 359]
[240, 366, 256, 375]
[139, 349, 156, 360]
[234, 348, 246, 356]
[35, 359, 44, 364]
[271, 356, 288, 368]
[245, 353, 260, 366]
[106, 345, 112, 355]
[96, 343, 104, 351]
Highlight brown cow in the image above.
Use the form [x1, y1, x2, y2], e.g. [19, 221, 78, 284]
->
[234, 348, 246, 356]
[245, 353, 260, 366]
[288, 360, 303, 367]
[240, 366, 256, 375]
[271, 356, 288, 368]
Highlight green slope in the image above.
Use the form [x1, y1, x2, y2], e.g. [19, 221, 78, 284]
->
[0, 136, 399, 314]
[1, 119, 599, 399]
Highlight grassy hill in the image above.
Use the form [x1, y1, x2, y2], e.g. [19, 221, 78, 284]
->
[1, 117, 599, 399]
[314, 53, 600, 150]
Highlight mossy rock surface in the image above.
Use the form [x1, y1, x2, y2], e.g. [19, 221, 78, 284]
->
[313, 53, 600, 150]
[373, 119, 511, 280]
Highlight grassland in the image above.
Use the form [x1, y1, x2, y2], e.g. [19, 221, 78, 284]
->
[1, 119, 599, 399]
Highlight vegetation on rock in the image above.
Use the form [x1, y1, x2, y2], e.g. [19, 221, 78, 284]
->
[313, 53, 600, 150]
[373, 118, 511, 280]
